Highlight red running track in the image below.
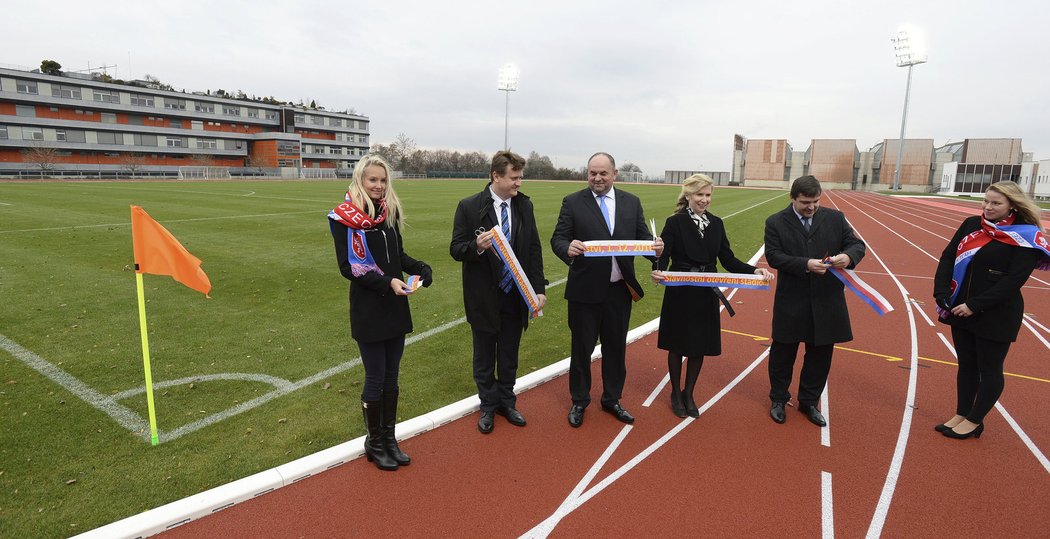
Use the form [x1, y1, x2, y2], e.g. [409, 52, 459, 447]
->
[162, 191, 1050, 538]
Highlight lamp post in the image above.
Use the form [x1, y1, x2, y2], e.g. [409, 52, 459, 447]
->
[497, 63, 520, 151]
[890, 29, 927, 192]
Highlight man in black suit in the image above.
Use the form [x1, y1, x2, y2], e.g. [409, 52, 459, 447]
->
[451, 151, 547, 434]
[551, 152, 663, 427]
[764, 175, 866, 427]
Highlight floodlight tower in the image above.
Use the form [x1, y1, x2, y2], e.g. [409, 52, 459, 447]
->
[890, 29, 927, 192]
[497, 63, 520, 151]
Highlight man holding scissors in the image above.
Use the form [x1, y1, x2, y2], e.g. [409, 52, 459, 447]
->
[450, 150, 547, 434]
[551, 152, 663, 427]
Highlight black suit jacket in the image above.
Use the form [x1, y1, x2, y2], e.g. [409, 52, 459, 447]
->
[933, 215, 1042, 342]
[450, 187, 546, 333]
[764, 204, 866, 346]
[551, 187, 653, 303]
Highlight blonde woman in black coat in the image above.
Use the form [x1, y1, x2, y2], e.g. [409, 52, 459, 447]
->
[329, 155, 432, 470]
[651, 174, 773, 417]
[933, 181, 1049, 440]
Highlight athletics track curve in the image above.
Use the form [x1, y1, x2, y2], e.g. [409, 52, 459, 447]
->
[142, 191, 1049, 538]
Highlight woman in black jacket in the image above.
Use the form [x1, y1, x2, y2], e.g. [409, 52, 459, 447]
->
[329, 155, 432, 470]
[651, 174, 773, 417]
[933, 181, 1048, 440]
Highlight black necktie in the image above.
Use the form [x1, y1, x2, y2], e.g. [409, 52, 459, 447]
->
[802, 217, 811, 233]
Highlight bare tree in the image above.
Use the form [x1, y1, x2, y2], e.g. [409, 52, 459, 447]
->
[21, 143, 59, 174]
[390, 133, 417, 171]
[120, 153, 149, 177]
[620, 162, 642, 174]
[190, 153, 215, 167]
[244, 154, 269, 177]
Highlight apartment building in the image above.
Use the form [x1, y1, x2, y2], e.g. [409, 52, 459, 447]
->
[0, 66, 370, 176]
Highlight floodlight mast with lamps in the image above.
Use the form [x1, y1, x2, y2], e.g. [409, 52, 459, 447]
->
[890, 30, 927, 192]
[497, 64, 520, 151]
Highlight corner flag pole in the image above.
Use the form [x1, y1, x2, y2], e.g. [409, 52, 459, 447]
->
[134, 268, 160, 446]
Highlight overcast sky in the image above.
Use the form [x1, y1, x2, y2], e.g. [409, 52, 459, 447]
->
[7, 1, 1047, 175]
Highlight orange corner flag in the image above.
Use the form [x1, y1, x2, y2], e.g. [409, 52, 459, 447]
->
[130, 205, 212, 296]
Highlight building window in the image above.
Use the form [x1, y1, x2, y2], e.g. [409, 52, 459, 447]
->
[52, 85, 83, 99]
[197, 138, 217, 149]
[56, 129, 67, 141]
[311, 116, 323, 126]
[127, 115, 143, 125]
[195, 102, 215, 113]
[130, 94, 154, 107]
[93, 90, 119, 103]
[265, 112, 277, 120]
[134, 133, 158, 146]
[16, 79, 39, 94]
[101, 112, 117, 124]
[166, 137, 187, 148]
[170, 120, 183, 128]
[65, 130, 86, 143]
[329, 118, 342, 127]
[294, 114, 305, 123]
[222, 106, 240, 116]
[16, 105, 36, 117]
[165, 99, 186, 111]
[23, 127, 44, 140]
[0, 125, 7, 139]
[247, 108, 258, 118]
[97, 131, 123, 145]
[223, 139, 244, 150]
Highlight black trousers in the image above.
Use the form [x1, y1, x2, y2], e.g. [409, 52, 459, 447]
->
[471, 291, 524, 412]
[768, 340, 833, 407]
[951, 325, 1011, 424]
[567, 282, 631, 407]
[357, 336, 405, 401]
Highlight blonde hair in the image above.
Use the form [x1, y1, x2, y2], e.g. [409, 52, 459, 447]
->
[348, 154, 404, 229]
[674, 174, 714, 213]
[988, 181, 1044, 232]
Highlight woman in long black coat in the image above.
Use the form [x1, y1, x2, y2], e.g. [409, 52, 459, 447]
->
[651, 175, 773, 417]
[329, 154, 432, 470]
[933, 181, 1048, 440]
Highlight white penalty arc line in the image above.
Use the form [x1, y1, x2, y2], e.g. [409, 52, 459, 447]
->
[520, 349, 771, 538]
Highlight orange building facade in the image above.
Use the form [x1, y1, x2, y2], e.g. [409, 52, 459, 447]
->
[0, 66, 369, 176]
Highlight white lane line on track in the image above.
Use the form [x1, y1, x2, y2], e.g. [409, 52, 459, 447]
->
[1021, 319, 1050, 350]
[823, 193, 921, 539]
[822, 471, 835, 539]
[821, 384, 831, 448]
[910, 298, 936, 327]
[521, 349, 771, 538]
[935, 335, 1050, 474]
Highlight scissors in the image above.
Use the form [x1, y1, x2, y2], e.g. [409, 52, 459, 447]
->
[474, 226, 487, 237]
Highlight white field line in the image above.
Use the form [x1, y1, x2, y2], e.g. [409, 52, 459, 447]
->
[935, 334, 1050, 474]
[822, 471, 835, 539]
[0, 209, 323, 234]
[0, 201, 12, 205]
[822, 193, 921, 539]
[3, 277, 569, 443]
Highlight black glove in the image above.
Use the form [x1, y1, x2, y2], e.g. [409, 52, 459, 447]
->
[420, 265, 433, 288]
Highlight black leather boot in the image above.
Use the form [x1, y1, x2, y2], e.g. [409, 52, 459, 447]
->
[362, 400, 398, 471]
[381, 390, 411, 466]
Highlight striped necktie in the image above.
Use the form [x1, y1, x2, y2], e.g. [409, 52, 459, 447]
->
[499, 201, 513, 293]
[802, 217, 811, 233]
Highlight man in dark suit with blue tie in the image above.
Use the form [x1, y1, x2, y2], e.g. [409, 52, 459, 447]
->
[551, 152, 663, 427]
[451, 151, 547, 434]
[763, 175, 866, 427]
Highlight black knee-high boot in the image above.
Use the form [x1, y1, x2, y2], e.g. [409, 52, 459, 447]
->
[682, 356, 704, 418]
[381, 389, 411, 466]
[362, 400, 398, 471]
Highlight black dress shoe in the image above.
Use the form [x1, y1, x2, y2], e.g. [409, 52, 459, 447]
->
[770, 402, 786, 424]
[934, 423, 951, 433]
[799, 404, 826, 427]
[682, 395, 700, 418]
[670, 391, 687, 418]
[601, 403, 635, 424]
[478, 411, 494, 434]
[568, 405, 585, 428]
[496, 406, 527, 427]
[942, 423, 984, 439]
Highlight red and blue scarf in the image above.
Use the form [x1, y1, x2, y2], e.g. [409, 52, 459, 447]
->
[328, 192, 387, 277]
[943, 212, 1050, 316]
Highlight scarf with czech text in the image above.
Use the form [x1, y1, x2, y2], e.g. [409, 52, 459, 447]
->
[942, 212, 1050, 317]
[328, 192, 388, 277]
